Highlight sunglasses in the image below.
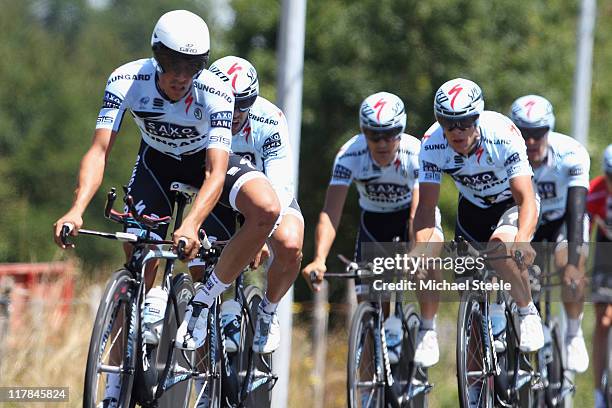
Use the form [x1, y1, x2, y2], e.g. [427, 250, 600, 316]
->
[156, 56, 206, 78]
[234, 94, 258, 112]
[436, 115, 479, 131]
[519, 126, 549, 140]
[363, 127, 402, 143]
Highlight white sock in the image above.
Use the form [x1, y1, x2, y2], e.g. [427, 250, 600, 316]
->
[104, 373, 121, 401]
[518, 302, 538, 316]
[260, 294, 278, 315]
[420, 316, 436, 331]
[193, 270, 230, 307]
[566, 313, 583, 337]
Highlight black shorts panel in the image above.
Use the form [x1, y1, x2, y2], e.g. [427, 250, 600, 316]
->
[354, 208, 410, 262]
[454, 196, 515, 246]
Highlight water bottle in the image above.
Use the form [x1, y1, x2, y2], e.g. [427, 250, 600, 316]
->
[490, 302, 507, 353]
[143, 286, 168, 345]
[383, 315, 402, 364]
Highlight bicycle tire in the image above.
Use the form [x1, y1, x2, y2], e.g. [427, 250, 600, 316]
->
[83, 268, 138, 408]
[155, 273, 194, 408]
[347, 302, 384, 408]
[186, 282, 222, 408]
[504, 306, 534, 408]
[396, 303, 428, 408]
[457, 290, 494, 408]
[544, 318, 564, 407]
[235, 285, 273, 407]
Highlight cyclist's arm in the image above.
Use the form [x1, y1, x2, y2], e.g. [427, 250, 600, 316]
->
[311, 184, 349, 264]
[565, 186, 588, 267]
[509, 175, 538, 242]
[413, 182, 439, 244]
[181, 148, 229, 230]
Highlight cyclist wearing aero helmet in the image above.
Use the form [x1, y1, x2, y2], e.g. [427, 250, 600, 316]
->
[53, 12, 280, 403]
[510, 95, 590, 373]
[587, 145, 612, 408]
[303, 92, 444, 367]
[414, 78, 544, 353]
[188, 56, 304, 355]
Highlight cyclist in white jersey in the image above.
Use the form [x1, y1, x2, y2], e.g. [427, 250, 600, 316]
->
[53, 10, 280, 369]
[187, 56, 304, 355]
[510, 95, 590, 373]
[303, 92, 444, 367]
[414, 78, 545, 353]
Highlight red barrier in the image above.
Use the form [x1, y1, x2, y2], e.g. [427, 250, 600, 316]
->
[0, 261, 76, 336]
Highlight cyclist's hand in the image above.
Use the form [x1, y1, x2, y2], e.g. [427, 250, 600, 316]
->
[510, 241, 536, 267]
[173, 223, 200, 261]
[53, 211, 83, 249]
[302, 260, 326, 292]
[562, 264, 584, 294]
[250, 243, 270, 269]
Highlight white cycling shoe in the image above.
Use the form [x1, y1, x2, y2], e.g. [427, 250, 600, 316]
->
[413, 329, 439, 367]
[220, 300, 241, 353]
[518, 313, 544, 353]
[383, 316, 402, 364]
[252, 307, 280, 354]
[175, 301, 209, 350]
[565, 333, 589, 373]
[97, 398, 118, 408]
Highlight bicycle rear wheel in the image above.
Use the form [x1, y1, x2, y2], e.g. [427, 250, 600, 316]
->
[347, 302, 384, 408]
[457, 291, 494, 408]
[235, 285, 273, 407]
[83, 268, 138, 408]
[544, 318, 564, 407]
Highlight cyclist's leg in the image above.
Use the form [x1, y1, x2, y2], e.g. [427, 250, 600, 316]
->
[252, 201, 303, 353]
[593, 303, 612, 407]
[489, 204, 544, 352]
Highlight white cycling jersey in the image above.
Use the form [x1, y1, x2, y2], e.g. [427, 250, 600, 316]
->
[96, 58, 234, 158]
[419, 110, 533, 208]
[533, 132, 590, 223]
[330, 133, 421, 212]
[231, 96, 295, 209]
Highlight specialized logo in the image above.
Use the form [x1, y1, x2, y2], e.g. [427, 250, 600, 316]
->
[448, 84, 463, 109]
[185, 92, 194, 114]
[227, 62, 242, 91]
[139, 97, 150, 109]
[210, 111, 232, 129]
[235, 151, 256, 165]
[525, 100, 536, 118]
[373, 98, 386, 121]
[475, 146, 484, 164]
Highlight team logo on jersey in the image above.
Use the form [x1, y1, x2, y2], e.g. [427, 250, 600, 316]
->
[102, 91, 122, 109]
[194, 108, 202, 120]
[453, 171, 499, 187]
[139, 97, 150, 109]
[262, 133, 282, 154]
[210, 111, 232, 129]
[332, 164, 352, 180]
[422, 160, 441, 173]
[568, 165, 584, 176]
[537, 182, 557, 199]
[365, 183, 410, 202]
[424, 143, 447, 151]
[143, 120, 199, 139]
[504, 152, 520, 167]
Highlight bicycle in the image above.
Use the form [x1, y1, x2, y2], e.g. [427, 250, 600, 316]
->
[62, 183, 221, 408]
[527, 241, 578, 407]
[311, 255, 432, 408]
[450, 237, 542, 408]
[195, 231, 278, 407]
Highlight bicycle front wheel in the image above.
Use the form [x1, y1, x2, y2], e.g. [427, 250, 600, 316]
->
[457, 291, 494, 408]
[235, 285, 273, 407]
[543, 318, 564, 407]
[83, 268, 138, 408]
[347, 302, 384, 408]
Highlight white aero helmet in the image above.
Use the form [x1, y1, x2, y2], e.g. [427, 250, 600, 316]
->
[209, 56, 259, 111]
[510, 95, 555, 131]
[359, 92, 406, 136]
[603, 144, 612, 174]
[434, 78, 484, 120]
[151, 10, 210, 75]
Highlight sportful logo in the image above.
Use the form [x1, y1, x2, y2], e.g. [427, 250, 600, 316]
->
[373, 98, 386, 122]
[448, 84, 463, 109]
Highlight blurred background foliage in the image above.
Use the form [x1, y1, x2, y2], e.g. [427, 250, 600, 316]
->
[1, 0, 610, 301]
